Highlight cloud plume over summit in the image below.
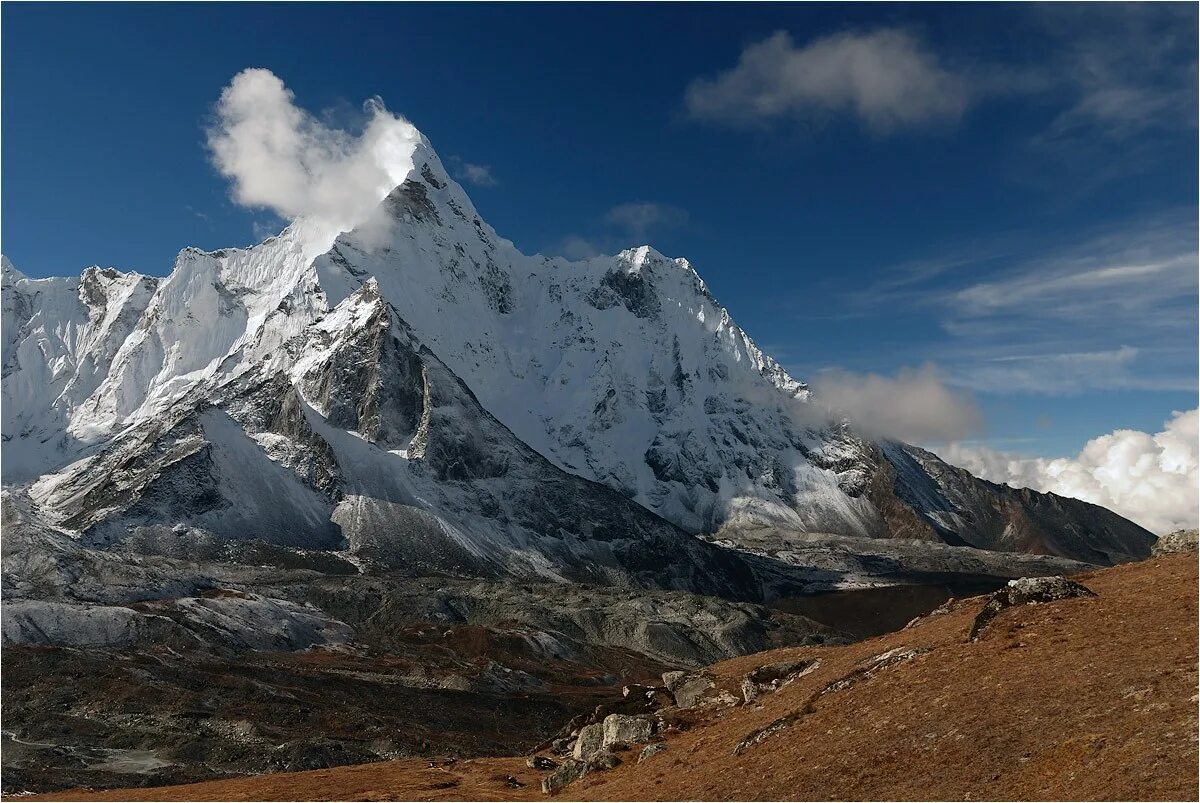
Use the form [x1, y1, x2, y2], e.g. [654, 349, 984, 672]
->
[207, 68, 422, 248]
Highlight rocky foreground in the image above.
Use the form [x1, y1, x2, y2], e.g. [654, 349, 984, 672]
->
[28, 551, 1197, 802]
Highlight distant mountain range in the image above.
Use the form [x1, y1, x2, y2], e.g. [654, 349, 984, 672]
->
[1, 129, 1154, 599]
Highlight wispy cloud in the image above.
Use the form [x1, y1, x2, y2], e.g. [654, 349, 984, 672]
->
[955, 346, 1146, 395]
[450, 156, 498, 187]
[605, 201, 688, 241]
[545, 201, 689, 259]
[1033, 4, 1198, 142]
[686, 28, 969, 133]
[850, 212, 1198, 395]
[940, 217, 1198, 339]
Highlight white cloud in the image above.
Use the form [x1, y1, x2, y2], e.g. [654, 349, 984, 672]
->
[605, 202, 688, 241]
[810, 364, 982, 442]
[685, 29, 969, 132]
[207, 68, 422, 251]
[936, 409, 1199, 534]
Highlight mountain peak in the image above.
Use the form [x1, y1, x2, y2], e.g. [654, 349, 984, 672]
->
[0, 121, 1155, 566]
[1, 254, 27, 284]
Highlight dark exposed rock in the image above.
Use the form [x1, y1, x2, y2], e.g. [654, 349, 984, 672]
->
[741, 658, 820, 704]
[572, 723, 605, 760]
[541, 751, 620, 795]
[638, 742, 667, 763]
[969, 576, 1097, 641]
[879, 442, 1156, 564]
[663, 670, 716, 709]
[384, 180, 441, 224]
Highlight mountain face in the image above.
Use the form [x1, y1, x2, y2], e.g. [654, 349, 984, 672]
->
[1, 134, 1155, 588]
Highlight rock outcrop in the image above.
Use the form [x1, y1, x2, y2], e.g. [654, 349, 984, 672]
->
[600, 715, 653, 750]
[1153, 529, 1199, 555]
[969, 576, 1097, 640]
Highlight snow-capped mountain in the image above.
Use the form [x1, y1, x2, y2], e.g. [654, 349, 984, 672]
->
[1, 131, 1155, 586]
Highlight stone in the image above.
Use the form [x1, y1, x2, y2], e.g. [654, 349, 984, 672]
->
[742, 658, 820, 702]
[638, 742, 667, 764]
[661, 671, 687, 690]
[673, 675, 716, 709]
[970, 576, 1097, 641]
[541, 759, 589, 794]
[572, 722, 605, 760]
[590, 751, 621, 770]
[1153, 529, 1198, 555]
[602, 714, 653, 748]
[541, 752, 621, 795]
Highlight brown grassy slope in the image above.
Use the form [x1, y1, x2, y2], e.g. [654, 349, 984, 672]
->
[24, 554, 1198, 802]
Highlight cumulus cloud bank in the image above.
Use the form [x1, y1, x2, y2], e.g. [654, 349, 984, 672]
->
[936, 409, 1199, 534]
[686, 29, 968, 132]
[810, 365, 983, 442]
[207, 68, 422, 249]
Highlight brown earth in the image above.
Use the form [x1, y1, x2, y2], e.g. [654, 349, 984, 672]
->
[22, 554, 1198, 802]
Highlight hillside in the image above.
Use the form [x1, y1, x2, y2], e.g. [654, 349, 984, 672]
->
[30, 553, 1197, 802]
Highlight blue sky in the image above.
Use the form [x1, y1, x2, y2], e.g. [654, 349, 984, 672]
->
[3, 2, 1196, 460]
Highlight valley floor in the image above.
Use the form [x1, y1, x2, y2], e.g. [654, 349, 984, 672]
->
[22, 553, 1198, 802]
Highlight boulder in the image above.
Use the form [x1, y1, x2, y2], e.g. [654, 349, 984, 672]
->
[601, 714, 652, 748]
[541, 752, 621, 795]
[542, 759, 589, 794]
[969, 576, 1096, 641]
[661, 671, 687, 689]
[662, 670, 715, 709]
[1153, 529, 1198, 556]
[638, 742, 667, 764]
[572, 722, 605, 760]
